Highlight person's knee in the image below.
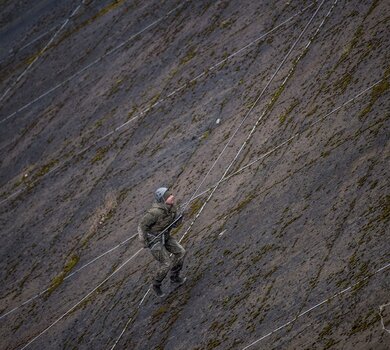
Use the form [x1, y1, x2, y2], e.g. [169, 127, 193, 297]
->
[179, 247, 186, 259]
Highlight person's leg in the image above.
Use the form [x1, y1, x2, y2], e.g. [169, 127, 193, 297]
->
[149, 242, 171, 287]
[165, 236, 186, 280]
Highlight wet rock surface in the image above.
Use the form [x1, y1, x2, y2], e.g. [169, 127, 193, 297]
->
[0, 0, 389, 349]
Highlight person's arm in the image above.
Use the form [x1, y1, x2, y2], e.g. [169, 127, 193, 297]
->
[169, 204, 183, 228]
[171, 212, 183, 228]
[138, 211, 157, 248]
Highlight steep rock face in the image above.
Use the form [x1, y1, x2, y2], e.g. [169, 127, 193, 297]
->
[0, 0, 389, 349]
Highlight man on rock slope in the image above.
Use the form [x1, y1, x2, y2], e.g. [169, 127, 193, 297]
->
[138, 187, 186, 297]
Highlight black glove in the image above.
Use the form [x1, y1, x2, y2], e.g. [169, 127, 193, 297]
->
[144, 233, 156, 249]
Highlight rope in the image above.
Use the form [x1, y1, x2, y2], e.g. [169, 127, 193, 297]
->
[2, 76, 383, 322]
[18, 249, 143, 350]
[0, 1, 187, 124]
[242, 263, 390, 349]
[0, 0, 85, 105]
[379, 302, 390, 334]
[179, 0, 328, 247]
[109, 1, 328, 347]
[12, 0, 383, 347]
[0, 3, 315, 206]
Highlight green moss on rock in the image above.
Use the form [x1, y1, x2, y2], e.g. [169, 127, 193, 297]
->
[91, 146, 109, 164]
[180, 47, 197, 65]
[34, 159, 59, 179]
[46, 254, 80, 297]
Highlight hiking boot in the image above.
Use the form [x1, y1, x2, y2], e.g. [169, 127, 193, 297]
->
[170, 275, 187, 285]
[152, 284, 165, 297]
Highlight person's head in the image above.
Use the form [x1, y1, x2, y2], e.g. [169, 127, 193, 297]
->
[155, 187, 175, 206]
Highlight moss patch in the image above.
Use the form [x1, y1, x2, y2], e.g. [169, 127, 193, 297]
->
[188, 198, 203, 217]
[359, 78, 389, 120]
[180, 47, 197, 65]
[349, 310, 380, 335]
[24, 51, 42, 65]
[152, 305, 169, 321]
[335, 25, 363, 70]
[230, 193, 255, 214]
[279, 99, 299, 124]
[268, 83, 286, 111]
[334, 72, 353, 93]
[34, 159, 59, 179]
[91, 146, 109, 164]
[107, 77, 124, 97]
[250, 244, 277, 264]
[201, 129, 210, 140]
[23, 0, 127, 66]
[149, 93, 161, 108]
[46, 254, 80, 297]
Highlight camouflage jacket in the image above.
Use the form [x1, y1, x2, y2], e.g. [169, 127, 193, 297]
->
[138, 202, 179, 246]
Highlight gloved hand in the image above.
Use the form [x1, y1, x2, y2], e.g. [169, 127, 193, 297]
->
[171, 213, 184, 228]
[141, 233, 154, 249]
[142, 239, 150, 249]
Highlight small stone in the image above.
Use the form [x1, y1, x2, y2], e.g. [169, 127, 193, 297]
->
[219, 229, 227, 237]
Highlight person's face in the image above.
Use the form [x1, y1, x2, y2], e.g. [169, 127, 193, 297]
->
[165, 194, 175, 205]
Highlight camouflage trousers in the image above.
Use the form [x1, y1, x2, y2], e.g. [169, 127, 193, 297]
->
[149, 235, 186, 286]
